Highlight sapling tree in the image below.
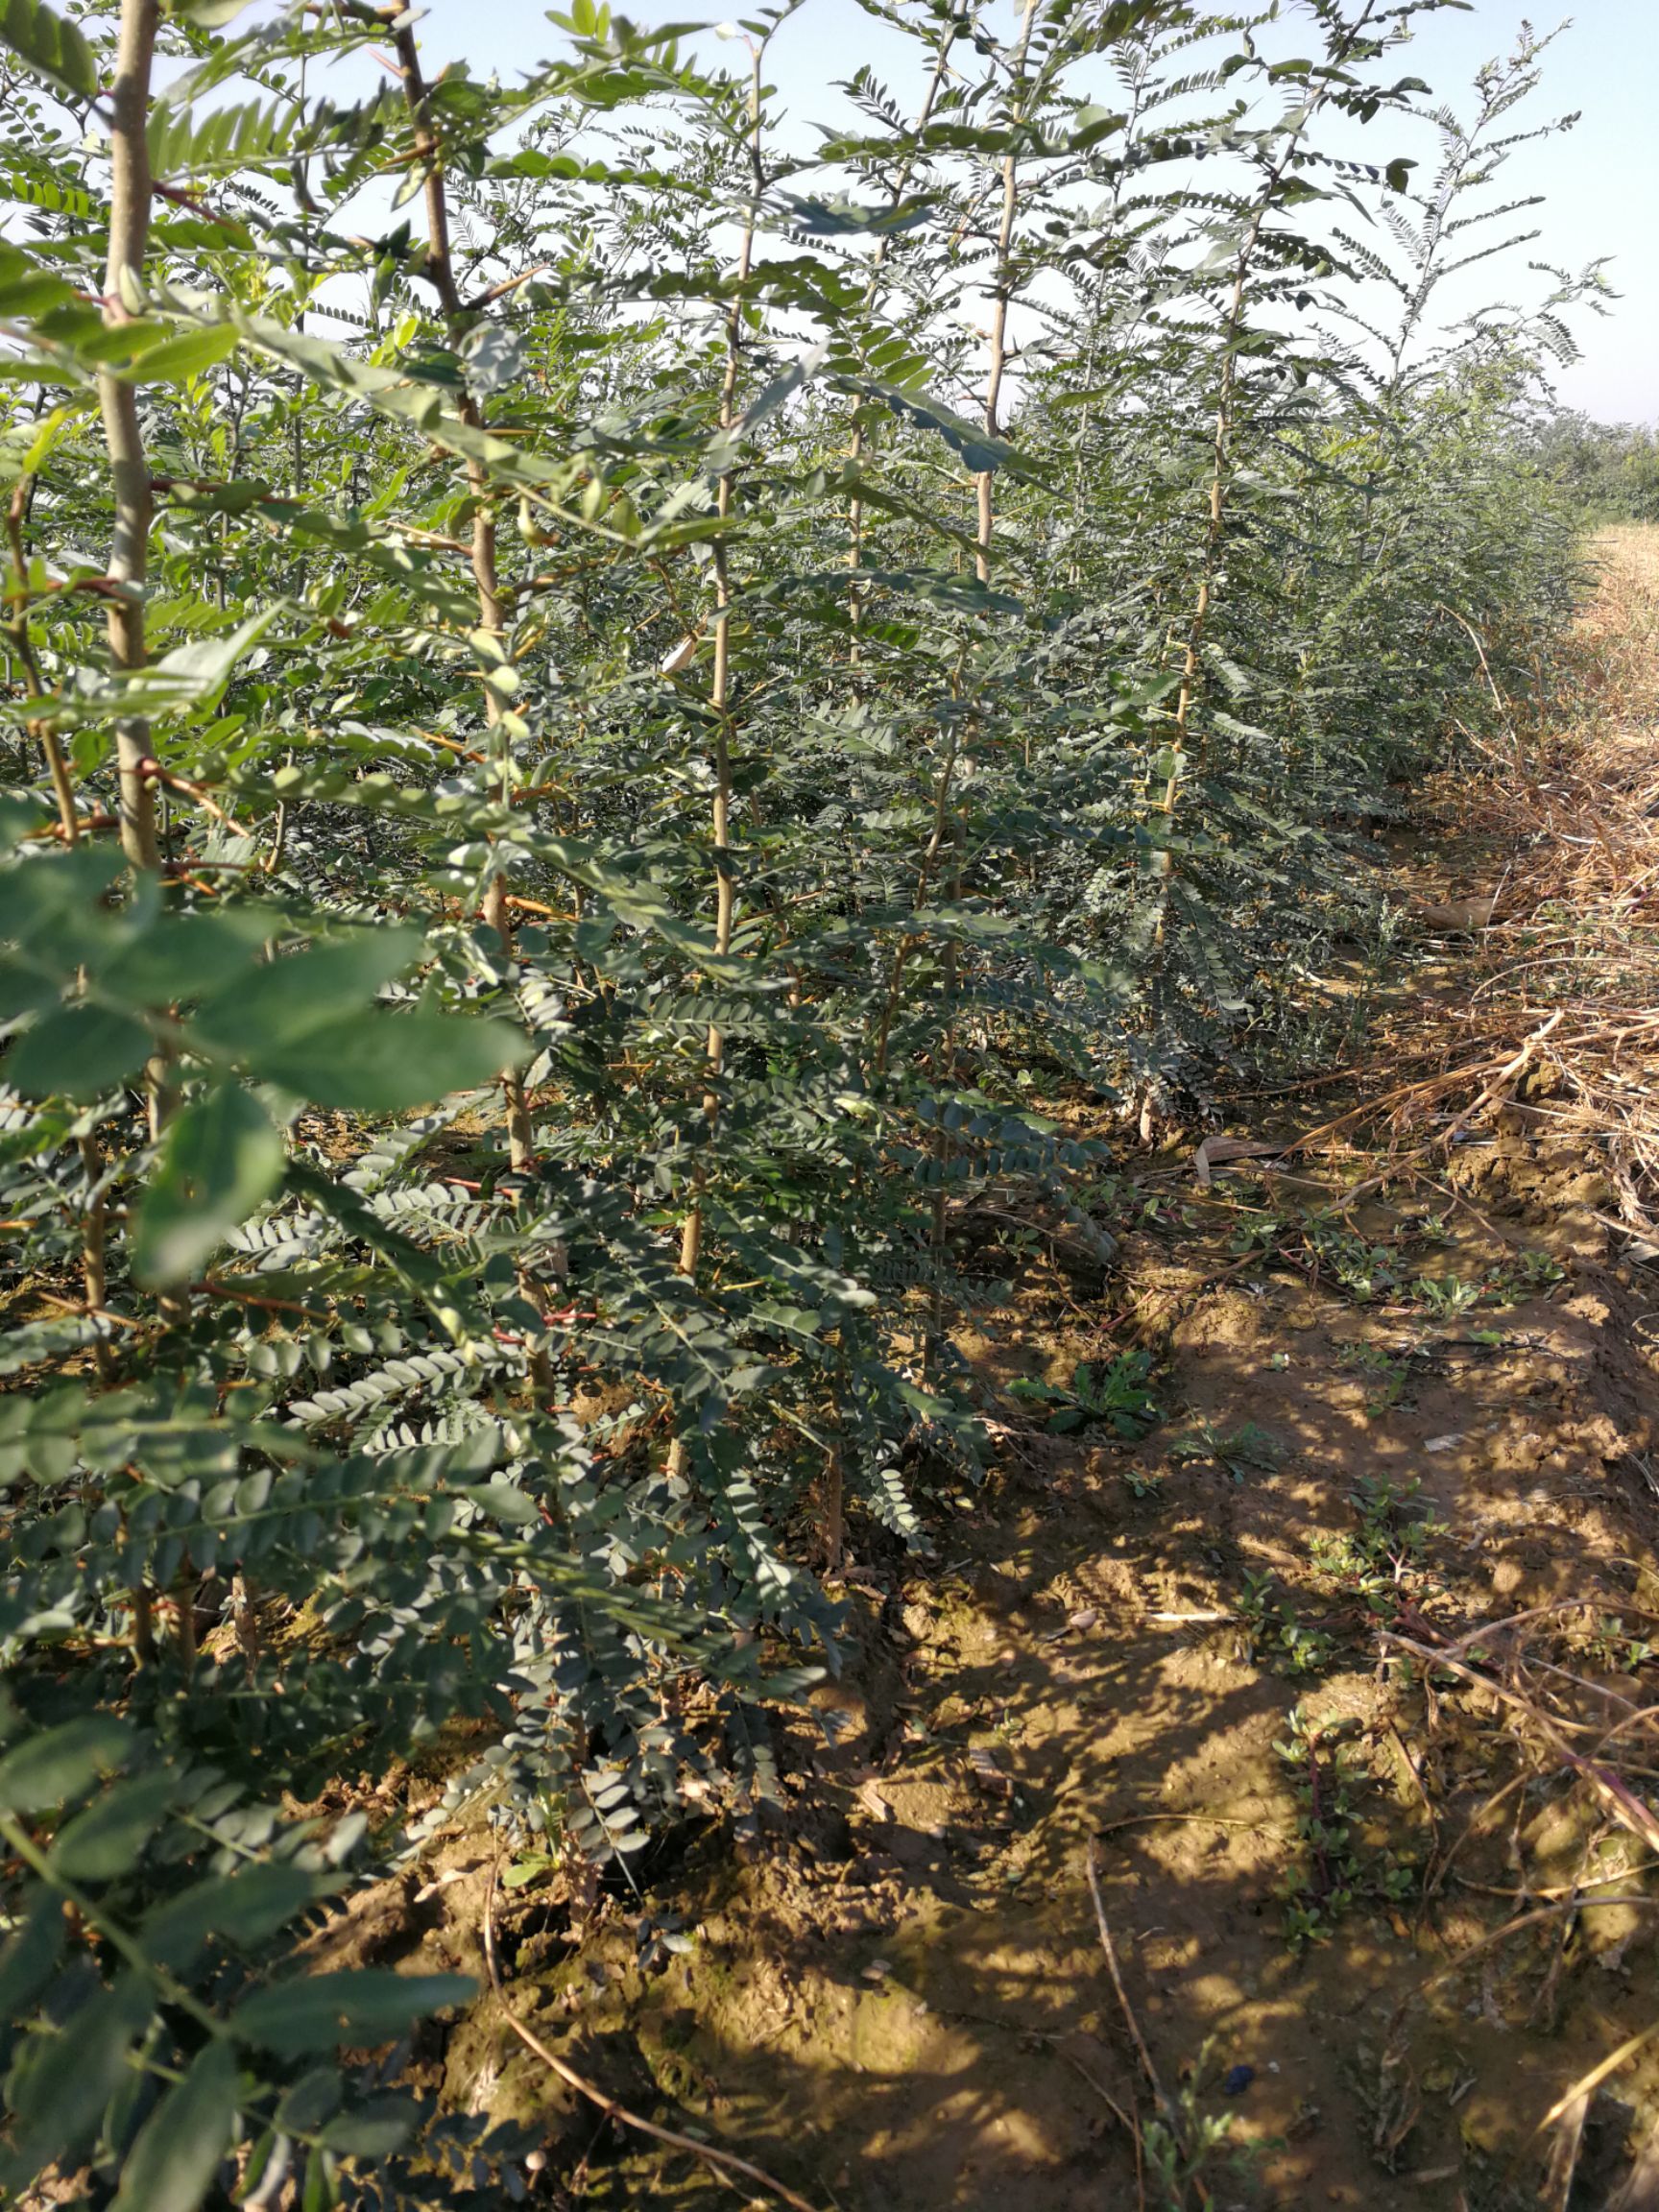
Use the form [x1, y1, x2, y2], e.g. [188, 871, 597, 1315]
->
[0, 1, 1589, 2202]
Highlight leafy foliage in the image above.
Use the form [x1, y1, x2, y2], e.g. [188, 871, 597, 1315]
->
[0, 0, 1589, 2200]
[1538, 412, 1659, 524]
[1011, 1350, 1160, 1436]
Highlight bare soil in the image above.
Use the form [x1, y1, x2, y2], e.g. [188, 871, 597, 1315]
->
[330, 536, 1659, 2212]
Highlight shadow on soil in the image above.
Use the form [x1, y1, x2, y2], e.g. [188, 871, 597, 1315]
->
[373, 1161, 1659, 2212]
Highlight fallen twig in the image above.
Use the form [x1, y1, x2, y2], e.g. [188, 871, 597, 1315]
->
[482, 1862, 822, 2212]
[1383, 1629, 1659, 1858]
[1085, 1839, 1167, 2113]
[1436, 1008, 1564, 1150]
[1540, 2019, 1659, 2135]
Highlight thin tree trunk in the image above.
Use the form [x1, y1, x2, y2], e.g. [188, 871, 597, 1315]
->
[99, 0, 185, 1200]
[973, 0, 1042, 589]
[1166, 0, 1383, 814]
[847, 20, 959, 647]
[924, 0, 1040, 1370]
[393, 15, 534, 1176]
[871, 0, 1040, 1089]
[1138, 0, 1383, 1136]
[663, 32, 775, 1476]
[674, 35, 767, 1286]
[99, 0, 161, 878]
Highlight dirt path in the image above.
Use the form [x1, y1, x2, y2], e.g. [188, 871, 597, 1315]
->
[370, 537, 1659, 2212]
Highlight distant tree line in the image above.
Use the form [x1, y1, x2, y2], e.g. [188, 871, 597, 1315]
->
[1536, 412, 1659, 523]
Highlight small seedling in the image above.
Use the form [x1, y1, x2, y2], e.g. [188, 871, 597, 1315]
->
[1140, 2036, 1269, 2211]
[1011, 1350, 1160, 1437]
[1228, 1209, 1288, 1262]
[1169, 1417, 1282, 1481]
[1237, 1571, 1335, 1674]
[1491, 1247, 1566, 1300]
[502, 1848, 562, 1890]
[1334, 1340, 1395, 1375]
[1275, 1710, 1359, 1941]
[1411, 1248, 1562, 1319]
[1335, 1338, 1412, 1415]
[1580, 1614, 1657, 1672]
[1307, 1475, 1442, 1621]
[1305, 1215, 1404, 1303]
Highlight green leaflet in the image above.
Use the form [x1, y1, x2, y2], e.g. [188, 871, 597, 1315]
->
[184, 929, 528, 1110]
[116, 605, 277, 713]
[50, 1770, 176, 1881]
[6, 1003, 152, 1100]
[0, 1975, 151, 2185]
[108, 2043, 238, 2212]
[246, 1009, 528, 1113]
[148, 91, 296, 179]
[0, 154, 93, 219]
[461, 1479, 541, 1526]
[0, 1717, 134, 1813]
[13, 608, 279, 729]
[0, 1886, 66, 2018]
[318, 2095, 423, 2157]
[188, 927, 426, 1052]
[117, 323, 241, 385]
[0, 0, 99, 104]
[132, 1084, 287, 1287]
[231, 1971, 476, 2057]
[140, 1863, 335, 1970]
[94, 907, 273, 1005]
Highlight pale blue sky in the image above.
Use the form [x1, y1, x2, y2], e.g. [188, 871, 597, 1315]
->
[309, 0, 1654, 421]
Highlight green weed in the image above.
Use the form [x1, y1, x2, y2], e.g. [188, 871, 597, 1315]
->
[1237, 1572, 1337, 1675]
[1011, 1351, 1161, 1438]
[1334, 1338, 1413, 1415]
[1411, 1272, 1483, 1318]
[1168, 1417, 1283, 1481]
[1274, 1708, 1421, 1948]
[1307, 1475, 1443, 1622]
